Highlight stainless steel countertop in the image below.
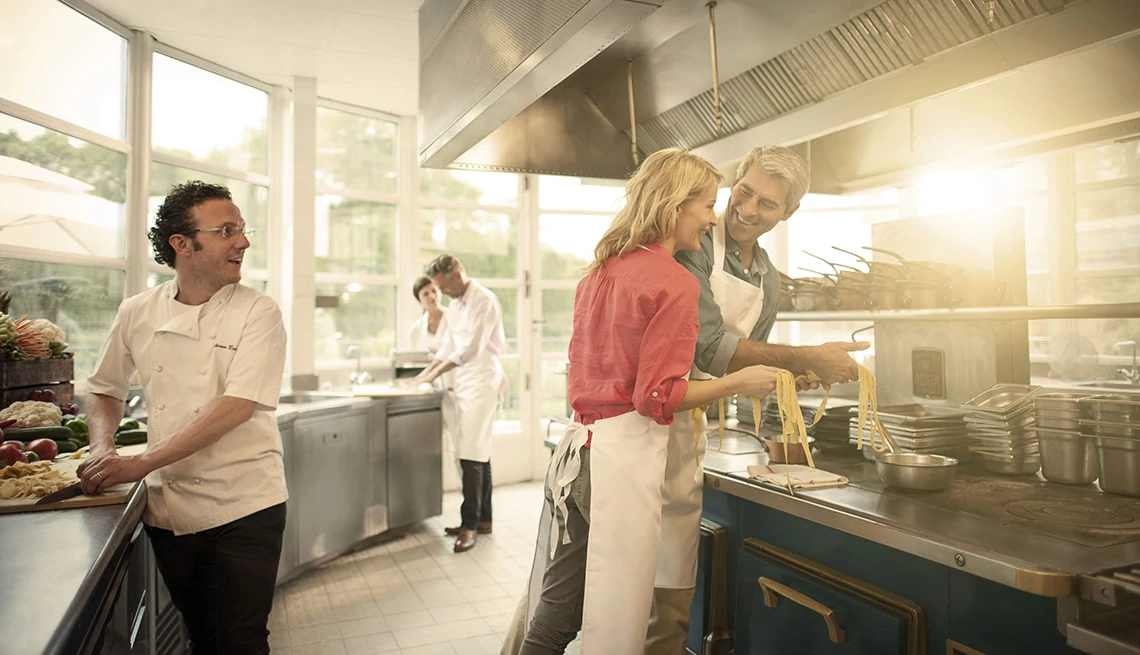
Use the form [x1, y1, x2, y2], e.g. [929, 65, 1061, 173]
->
[704, 431, 1140, 598]
[0, 481, 147, 655]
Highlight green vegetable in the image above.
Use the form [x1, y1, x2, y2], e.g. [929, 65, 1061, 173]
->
[5, 426, 75, 442]
[115, 429, 148, 446]
[24, 450, 39, 462]
[67, 418, 88, 436]
[56, 440, 79, 453]
[116, 419, 141, 433]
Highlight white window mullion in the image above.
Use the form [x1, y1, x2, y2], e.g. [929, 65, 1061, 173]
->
[396, 115, 421, 350]
[0, 97, 129, 154]
[123, 29, 154, 300]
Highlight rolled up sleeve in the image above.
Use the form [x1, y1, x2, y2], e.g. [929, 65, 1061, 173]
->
[224, 298, 287, 410]
[633, 275, 700, 424]
[675, 233, 733, 377]
[87, 306, 136, 401]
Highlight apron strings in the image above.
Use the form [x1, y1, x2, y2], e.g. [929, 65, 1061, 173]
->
[545, 423, 588, 559]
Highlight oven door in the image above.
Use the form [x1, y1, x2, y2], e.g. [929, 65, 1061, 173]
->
[734, 538, 925, 655]
[90, 524, 150, 655]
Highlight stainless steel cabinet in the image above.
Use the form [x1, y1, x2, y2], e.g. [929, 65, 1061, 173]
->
[294, 410, 370, 565]
[387, 401, 443, 530]
[365, 403, 389, 537]
[277, 422, 298, 582]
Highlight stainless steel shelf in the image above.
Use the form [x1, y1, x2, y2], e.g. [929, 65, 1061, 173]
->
[774, 302, 1140, 322]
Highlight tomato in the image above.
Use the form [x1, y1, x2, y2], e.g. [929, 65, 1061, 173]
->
[1, 440, 24, 451]
[24, 439, 58, 462]
[0, 443, 28, 467]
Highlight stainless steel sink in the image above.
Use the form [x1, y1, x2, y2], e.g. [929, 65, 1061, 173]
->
[278, 392, 353, 404]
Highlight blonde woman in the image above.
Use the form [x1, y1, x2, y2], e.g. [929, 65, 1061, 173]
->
[518, 149, 786, 654]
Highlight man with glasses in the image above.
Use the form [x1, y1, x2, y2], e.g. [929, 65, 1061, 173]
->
[80, 181, 287, 655]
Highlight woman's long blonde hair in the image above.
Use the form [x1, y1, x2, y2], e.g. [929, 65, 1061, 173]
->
[589, 148, 722, 272]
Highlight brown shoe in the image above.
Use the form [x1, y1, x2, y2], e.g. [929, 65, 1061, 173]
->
[445, 522, 492, 536]
[454, 529, 477, 553]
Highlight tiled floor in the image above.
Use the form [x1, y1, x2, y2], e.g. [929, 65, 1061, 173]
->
[269, 481, 580, 655]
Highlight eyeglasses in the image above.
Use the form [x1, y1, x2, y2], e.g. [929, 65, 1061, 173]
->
[182, 225, 255, 240]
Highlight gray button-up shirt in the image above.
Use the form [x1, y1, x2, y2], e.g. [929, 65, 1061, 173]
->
[674, 229, 782, 377]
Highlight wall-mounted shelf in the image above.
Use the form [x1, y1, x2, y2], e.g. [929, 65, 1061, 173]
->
[774, 302, 1140, 322]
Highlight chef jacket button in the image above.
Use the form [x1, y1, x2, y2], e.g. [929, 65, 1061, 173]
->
[209, 333, 216, 339]
[165, 479, 173, 485]
[193, 408, 200, 413]
[651, 391, 659, 398]
[199, 369, 207, 375]
[158, 404, 166, 411]
[155, 366, 163, 373]
[194, 478, 201, 484]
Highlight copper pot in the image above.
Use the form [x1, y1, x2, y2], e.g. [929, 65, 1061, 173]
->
[896, 280, 953, 309]
[791, 288, 839, 311]
[863, 246, 965, 282]
[857, 283, 910, 310]
[831, 284, 878, 311]
[833, 246, 907, 280]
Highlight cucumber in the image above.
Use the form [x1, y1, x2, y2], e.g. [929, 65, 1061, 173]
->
[115, 429, 148, 446]
[5, 426, 75, 443]
[56, 439, 79, 453]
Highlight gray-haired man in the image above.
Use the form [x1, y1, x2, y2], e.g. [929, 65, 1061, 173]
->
[501, 146, 867, 654]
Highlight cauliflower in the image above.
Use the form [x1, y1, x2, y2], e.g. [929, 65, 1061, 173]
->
[0, 401, 62, 427]
[28, 319, 66, 346]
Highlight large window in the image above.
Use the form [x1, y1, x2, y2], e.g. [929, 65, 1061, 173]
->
[151, 54, 268, 174]
[0, 0, 128, 383]
[0, 114, 127, 258]
[536, 176, 622, 420]
[314, 105, 399, 370]
[149, 51, 271, 291]
[0, 0, 127, 139]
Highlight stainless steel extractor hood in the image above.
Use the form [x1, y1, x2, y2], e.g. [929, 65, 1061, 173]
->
[420, 0, 1140, 181]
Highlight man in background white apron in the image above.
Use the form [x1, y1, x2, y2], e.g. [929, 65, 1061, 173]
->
[649, 146, 868, 653]
[415, 254, 507, 553]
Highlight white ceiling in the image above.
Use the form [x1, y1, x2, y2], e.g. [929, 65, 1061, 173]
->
[87, 0, 422, 116]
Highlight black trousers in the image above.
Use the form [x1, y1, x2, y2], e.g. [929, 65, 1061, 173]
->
[459, 459, 493, 530]
[146, 503, 286, 655]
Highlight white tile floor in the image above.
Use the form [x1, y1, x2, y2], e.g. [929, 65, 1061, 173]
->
[269, 481, 581, 655]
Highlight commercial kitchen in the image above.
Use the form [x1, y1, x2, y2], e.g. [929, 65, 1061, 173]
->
[2, 0, 1140, 653]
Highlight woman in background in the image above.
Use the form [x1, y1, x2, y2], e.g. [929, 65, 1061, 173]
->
[408, 276, 448, 353]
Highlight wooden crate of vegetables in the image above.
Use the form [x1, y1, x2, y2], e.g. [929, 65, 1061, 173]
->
[0, 292, 75, 409]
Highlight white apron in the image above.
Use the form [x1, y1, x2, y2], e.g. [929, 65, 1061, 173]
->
[656, 220, 766, 590]
[524, 410, 670, 653]
[444, 347, 505, 463]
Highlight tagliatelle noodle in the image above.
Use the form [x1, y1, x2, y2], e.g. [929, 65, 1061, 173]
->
[855, 364, 890, 452]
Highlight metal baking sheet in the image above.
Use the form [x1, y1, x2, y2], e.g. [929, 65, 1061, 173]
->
[869, 404, 969, 424]
[964, 384, 1042, 412]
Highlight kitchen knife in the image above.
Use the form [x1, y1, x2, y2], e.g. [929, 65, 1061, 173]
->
[35, 482, 84, 506]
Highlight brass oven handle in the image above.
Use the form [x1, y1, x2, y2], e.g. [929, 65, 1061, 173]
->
[758, 576, 846, 644]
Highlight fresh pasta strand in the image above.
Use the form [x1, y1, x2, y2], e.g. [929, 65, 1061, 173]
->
[854, 364, 890, 452]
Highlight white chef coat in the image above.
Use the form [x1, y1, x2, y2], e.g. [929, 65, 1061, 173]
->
[433, 281, 506, 462]
[87, 280, 288, 536]
[407, 310, 449, 353]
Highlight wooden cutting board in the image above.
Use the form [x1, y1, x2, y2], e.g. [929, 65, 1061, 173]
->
[0, 444, 146, 515]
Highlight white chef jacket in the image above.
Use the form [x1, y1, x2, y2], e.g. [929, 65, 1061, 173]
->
[407, 311, 449, 353]
[434, 281, 507, 462]
[87, 281, 288, 535]
[434, 281, 504, 367]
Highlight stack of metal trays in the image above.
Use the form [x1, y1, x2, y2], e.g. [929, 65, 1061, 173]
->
[1078, 394, 1140, 497]
[813, 401, 857, 454]
[848, 404, 972, 462]
[1033, 392, 1099, 485]
[964, 384, 1042, 475]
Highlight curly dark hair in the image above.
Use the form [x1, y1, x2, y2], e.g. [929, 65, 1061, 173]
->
[149, 181, 232, 267]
